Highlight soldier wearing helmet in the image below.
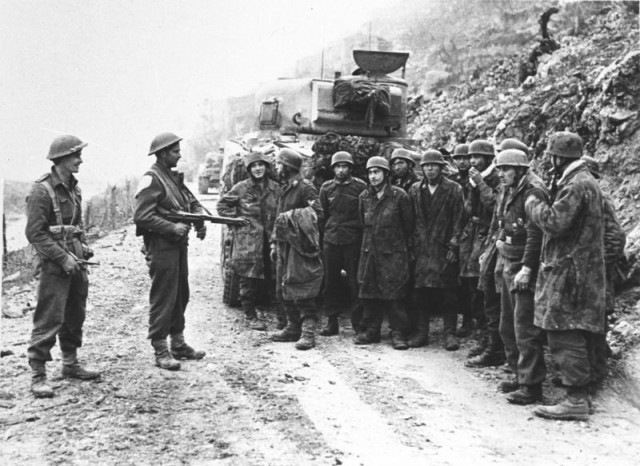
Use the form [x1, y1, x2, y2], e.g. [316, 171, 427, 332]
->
[217, 152, 281, 331]
[317, 151, 367, 337]
[270, 148, 324, 350]
[25, 134, 100, 398]
[486, 149, 549, 405]
[134, 132, 207, 371]
[355, 155, 414, 350]
[408, 150, 465, 351]
[464, 139, 504, 369]
[526, 131, 607, 421]
[390, 148, 419, 192]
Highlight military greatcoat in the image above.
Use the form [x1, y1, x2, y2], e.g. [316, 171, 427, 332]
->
[526, 160, 606, 334]
[410, 177, 464, 288]
[358, 184, 414, 299]
[217, 177, 280, 278]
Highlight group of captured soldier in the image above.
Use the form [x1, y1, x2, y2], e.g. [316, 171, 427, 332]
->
[25, 130, 624, 422]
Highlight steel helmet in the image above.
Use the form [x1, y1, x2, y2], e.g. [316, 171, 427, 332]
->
[330, 151, 354, 167]
[495, 149, 530, 168]
[498, 138, 529, 155]
[581, 155, 600, 179]
[245, 152, 270, 171]
[468, 139, 495, 158]
[390, 148, 416, 167]
[276, 148, 303, 171]
[366, 156, 389, 171]
[545, 131, 583, 159]
[148, 132, 182, 156]
[420, 149, 446, 166]
[47, 135, 87, 160]
[452, 144, 469, 157]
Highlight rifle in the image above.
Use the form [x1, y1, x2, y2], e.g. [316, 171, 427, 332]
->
[157, 208, 247, 227]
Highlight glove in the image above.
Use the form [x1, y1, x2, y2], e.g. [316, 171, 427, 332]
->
[270, 243, 277, 263]
[514, 265, 532, 291]
[173, 222, 191, 240]
[61, 254, 81, 276]
[82, 244, 94, 260]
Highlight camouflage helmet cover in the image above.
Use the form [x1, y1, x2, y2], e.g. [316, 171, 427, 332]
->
[498, 138, 530, 155]
[468, 139, 495, 158]
[276, 148, 303, 171]
[452, 144, 469, 157]
[390, 148, 416, 167]
[495, 149, 530, 168]
[47, 135, 88, 160]
[245, 152, 270, 171]
[545, 131, 583, 159]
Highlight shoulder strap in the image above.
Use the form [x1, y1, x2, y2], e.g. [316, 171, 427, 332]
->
[40, 179, 64, 226]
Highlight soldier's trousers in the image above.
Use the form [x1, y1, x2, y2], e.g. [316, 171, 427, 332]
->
[322, 242, 361, 316]
[145, 240, 189, 340]
[459, 276, 483, 324]
[499, 265, 546, 386]
[360, 298, 409, 333]
[280, 298, 317, 326]
[28, 260, 89, 362]
[414, 287, 458, 335]
[547, 330, 595, 387]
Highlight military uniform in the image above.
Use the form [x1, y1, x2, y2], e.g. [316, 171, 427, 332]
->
[217, 176, 280, 324]
[134, 162, 204, 341]
[494, 171, 547, 392]
[357, 183, 414, 343]
[391, 171, 419, 193]
[319, 175, 367, 327]
[26, 168, 89, 362]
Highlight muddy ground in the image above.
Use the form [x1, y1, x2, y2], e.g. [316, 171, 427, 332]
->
[2, 193, 640, 466]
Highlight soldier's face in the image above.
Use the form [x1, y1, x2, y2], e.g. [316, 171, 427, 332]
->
[333, 163, 350, 181]
[249, 161, 266, 179]
[453, 155, 471, 172]
[497, 166, 518, 187]
[368, 167, 385, 187]
[470, 155, 487, 171]
[275, 161, 285, 177]
[58, 152, 83, 174]
[422, 163, 442, 182]
[391, 159, 410, 177]
[161, 144, 181, 168]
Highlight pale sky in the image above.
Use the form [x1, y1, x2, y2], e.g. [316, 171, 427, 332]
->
[1, 0, 395, 195]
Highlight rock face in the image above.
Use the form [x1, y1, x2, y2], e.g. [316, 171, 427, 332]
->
[407, 4, 640, 284]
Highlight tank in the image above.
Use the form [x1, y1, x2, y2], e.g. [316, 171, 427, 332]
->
[197, 151, 223, 194]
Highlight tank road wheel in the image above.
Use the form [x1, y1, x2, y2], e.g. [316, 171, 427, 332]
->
[223, 270, 241, 308]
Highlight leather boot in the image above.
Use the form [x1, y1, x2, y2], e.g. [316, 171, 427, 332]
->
[270, 310, 301, 342]
[507, 384, 543, 405]
[29, 359, 54, 398]
[354, 327, 381, 345]
[245, 316, 267, 331]
[319, 315, 339, 336]
[152, 339, 181, 370]
[407, 316, 429, 348]
[295, 318, 316, 350]
[457, 315, 474, 338]
[467, 331, 488, 358]
[533, 386, 589, 421]
[444, 333, 460, 351]
[170, 333, 206, 360]
[391, 331, 408, 350]
[61, 349, 101, 380]
[465, 331, 505, 367]
[498, 376, 519, 393]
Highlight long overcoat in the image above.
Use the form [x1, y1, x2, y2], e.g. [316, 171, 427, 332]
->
[410, 176, 464, 288]
[459, 167, 500, 277]
[217, 177, 280, 278]
[357, 184, 414, 299]
[526, 160, 606, 334]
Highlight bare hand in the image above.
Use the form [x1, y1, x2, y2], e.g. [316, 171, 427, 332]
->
[469, 167, 483, 186]
[173, 222, 191, 239]
[196, 224, 207, 240]
[496, 239, 505, 254]
[514, 266, 532, 291]
[61, 255, 81, 276]
[270, 243, 277, 263]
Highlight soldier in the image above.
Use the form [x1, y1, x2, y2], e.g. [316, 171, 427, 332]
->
[25, 135, 101, 398]
[527, 132, 607, 421]
[581, 155, 626, 392]
[318, 151, 367, 336]
[492, 149, 548, 404]
[355, 156, 414, 350]
[217, 152, 280, 331]
[408, 150, 464, 350]
[134, 132, 206, 371]
[269, 148, 324, 350]
[390, 148, 419, 192]
[462, 140, 503, 367]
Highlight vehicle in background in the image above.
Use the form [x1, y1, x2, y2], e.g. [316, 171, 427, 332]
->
[197, 150, 223, 194]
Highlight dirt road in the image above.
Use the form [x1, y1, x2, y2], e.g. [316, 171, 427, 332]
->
[2, 194, 640, 465]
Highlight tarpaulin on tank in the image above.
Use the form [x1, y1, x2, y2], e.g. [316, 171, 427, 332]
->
[333, 77, 391, 128]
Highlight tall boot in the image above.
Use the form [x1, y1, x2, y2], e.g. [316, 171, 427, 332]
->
[467, 330, 488, 358]
[152, 339, 181, 371]
[170, 333, 206, 360]
[407, 315, 429, 348]
[465, 331, 505, 367]
[391, 330, 408, 350]
[353, 327, 381, 345]
[61, 349, 101, 380]
[295, 318, 317, 350]
[29, 359, 54, 398]
[533, 386, 589, 421]
[270, 307, 301, 342]
[319, 315, 339, 336]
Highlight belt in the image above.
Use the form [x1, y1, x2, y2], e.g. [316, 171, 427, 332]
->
[49, 225, 82, 239]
